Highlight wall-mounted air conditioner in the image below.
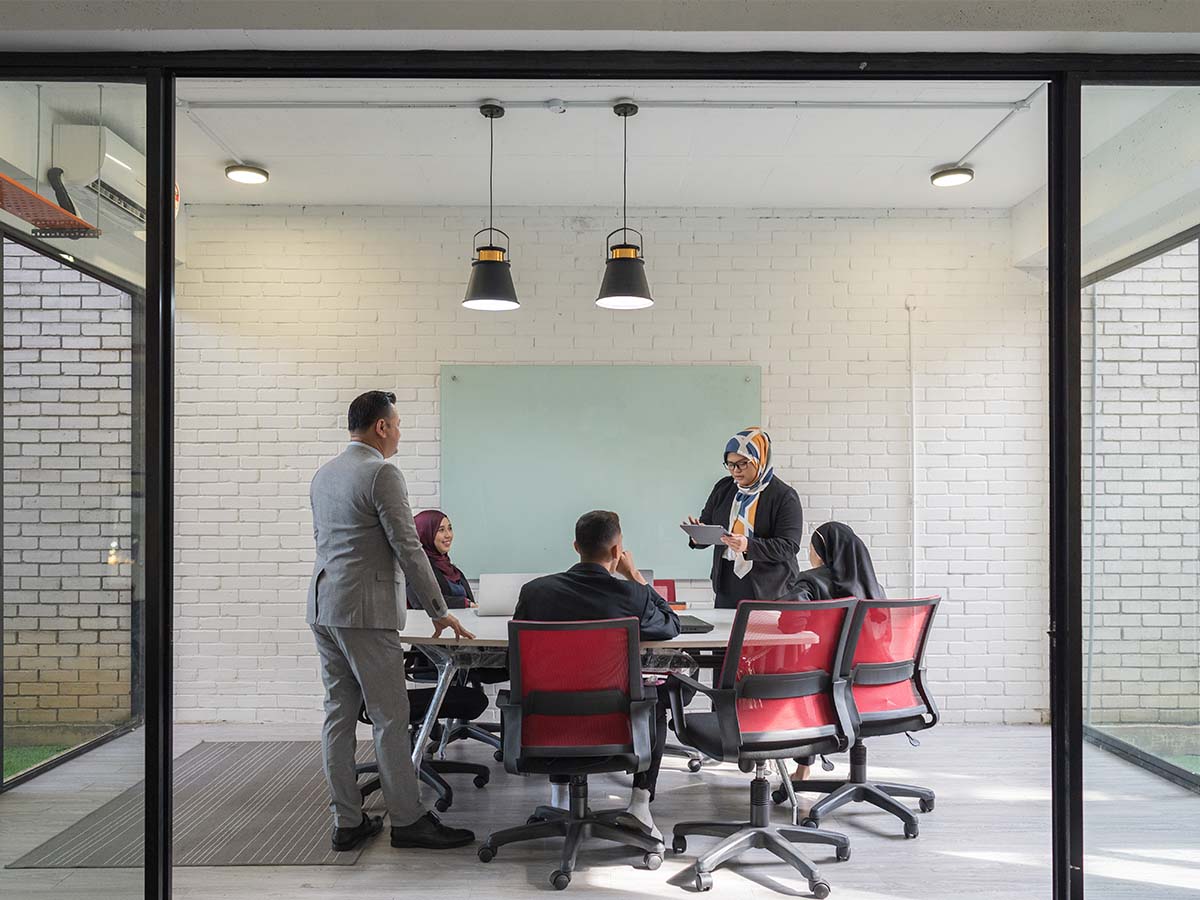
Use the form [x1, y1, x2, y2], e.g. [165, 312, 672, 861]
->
[51, 124, 147, 222]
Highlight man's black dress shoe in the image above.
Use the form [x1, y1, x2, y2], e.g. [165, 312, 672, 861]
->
[390, 811, 475, 849]
[332, 814, 384, 852]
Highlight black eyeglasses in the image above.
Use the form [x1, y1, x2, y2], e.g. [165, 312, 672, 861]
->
[724, 459, 753, 473]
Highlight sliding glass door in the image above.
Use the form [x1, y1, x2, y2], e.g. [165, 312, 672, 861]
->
[0, 76, 146, 898]
[1081, 83, 1200, 899]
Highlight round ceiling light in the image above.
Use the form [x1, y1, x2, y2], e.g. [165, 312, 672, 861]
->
[225, 164, 269, 185]
[930, 166, 974, 188]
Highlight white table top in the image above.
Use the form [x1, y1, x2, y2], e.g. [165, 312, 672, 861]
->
[398, 608, 815, 649]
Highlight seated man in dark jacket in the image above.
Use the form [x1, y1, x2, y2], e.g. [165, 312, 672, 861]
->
[514, 509, 680, 839]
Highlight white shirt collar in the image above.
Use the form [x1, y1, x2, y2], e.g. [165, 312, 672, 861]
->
[347, 440, 384, 460]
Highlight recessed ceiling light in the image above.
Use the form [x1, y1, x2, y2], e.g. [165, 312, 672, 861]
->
[225, 164, 269, 185]
[930, 166, 974, 188]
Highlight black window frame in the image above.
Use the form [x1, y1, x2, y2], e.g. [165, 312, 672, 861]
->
[0, 48, 1197, 900]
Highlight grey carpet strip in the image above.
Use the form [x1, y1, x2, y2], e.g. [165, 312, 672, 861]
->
[7, 741, 379, 868]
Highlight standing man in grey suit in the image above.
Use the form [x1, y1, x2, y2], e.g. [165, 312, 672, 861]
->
[309, 390, 476, 852]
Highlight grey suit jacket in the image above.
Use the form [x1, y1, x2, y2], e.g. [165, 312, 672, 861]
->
[307, 442, 448, 629]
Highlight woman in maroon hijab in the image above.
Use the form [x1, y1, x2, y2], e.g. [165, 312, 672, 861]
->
[408, 510, 475, 609]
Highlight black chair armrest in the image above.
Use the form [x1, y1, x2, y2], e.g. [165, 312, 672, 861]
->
[628, 697, 657, 774]
[666, 672, 713, 698]
[916, 669, 940, 727]
[666, 673, 741, 762]
[498, 700, 523, 775]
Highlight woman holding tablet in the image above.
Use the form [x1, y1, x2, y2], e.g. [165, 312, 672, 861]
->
[684, 427, 805, 609]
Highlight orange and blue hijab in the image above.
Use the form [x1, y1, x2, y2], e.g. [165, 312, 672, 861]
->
[724, 427, 774, 578]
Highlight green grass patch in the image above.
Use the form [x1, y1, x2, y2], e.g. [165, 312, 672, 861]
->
[4, 744, 72, 780]
[1164, 755, 1200, 775]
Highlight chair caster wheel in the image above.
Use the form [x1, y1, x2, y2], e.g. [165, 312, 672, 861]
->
[836, 845, 851, 862]
[671, 835, 687, 854]
[904, 822, 919, 839]
[811, 879, 831, 899]
[695, 871, 713, 892]
[643, 852, 663, 870]
[434, 798, 451, 813]
[550, 870, 571, 890]
[687, 757, 703, 773]
[771, 788, 787, 805]
[473, 774, 489, 789]
[920, 798, 935, 813]
[801, 816, 819, 829]
[493, 750, 504, 763]
[477, 845, 495, 863]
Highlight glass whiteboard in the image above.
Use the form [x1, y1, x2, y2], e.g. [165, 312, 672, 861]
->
[440, 365, 762, 579]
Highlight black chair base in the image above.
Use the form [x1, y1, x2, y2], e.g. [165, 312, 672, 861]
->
[664, 742, 704, 772]
[433, 718, 503, 762]
[478, 775, 664, 891]
[672, 763, 848, 896]
[774, 740, 934, 838]
[357, 757, 489, 813]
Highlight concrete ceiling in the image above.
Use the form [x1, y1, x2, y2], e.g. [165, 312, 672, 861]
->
[3, 1, 1200, 52]
[177, 78, 1061, 209]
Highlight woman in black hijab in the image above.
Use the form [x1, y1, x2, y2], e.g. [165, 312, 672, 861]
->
[796, 521, 886, 603]
[790, 521, 886, 783]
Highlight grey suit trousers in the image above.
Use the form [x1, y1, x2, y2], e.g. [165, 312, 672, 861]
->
[311, 624, 422, 829]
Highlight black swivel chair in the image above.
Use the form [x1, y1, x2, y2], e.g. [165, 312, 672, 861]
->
[665, 599, 857, 896]
[357, 683, 491, 812]
[477, 618, 665, 891]
[774, 596, 941, 838]
[406, 649, 506, 762]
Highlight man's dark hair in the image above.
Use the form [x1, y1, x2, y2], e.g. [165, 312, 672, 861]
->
[347, 390, 397, 433]
[575, 510, 622, 560]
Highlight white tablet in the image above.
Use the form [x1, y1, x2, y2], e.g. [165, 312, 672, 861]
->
[680, 523, 731, 544]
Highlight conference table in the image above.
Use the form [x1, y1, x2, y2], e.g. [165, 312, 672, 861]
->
[396, 608, 817, 770]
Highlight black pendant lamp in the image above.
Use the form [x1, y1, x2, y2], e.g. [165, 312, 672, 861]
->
[596, 100, 653, 310]
[463, 102, 519, 311]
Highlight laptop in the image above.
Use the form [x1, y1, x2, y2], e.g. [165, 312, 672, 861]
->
[476, 573, 545, 617]
[613, 568, 654, 583]
[677, 615, 714, 634]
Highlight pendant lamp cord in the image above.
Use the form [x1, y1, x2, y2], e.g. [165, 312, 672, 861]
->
[622, 113, 628, 235]
[488, 113, 494, 233]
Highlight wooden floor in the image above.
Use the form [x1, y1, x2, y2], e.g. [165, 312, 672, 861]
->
[1, 723, 1197, 899]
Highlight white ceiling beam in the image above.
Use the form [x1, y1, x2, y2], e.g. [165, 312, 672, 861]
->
[1011, 89, 1200, 274]
[180, 99, 1029, 112]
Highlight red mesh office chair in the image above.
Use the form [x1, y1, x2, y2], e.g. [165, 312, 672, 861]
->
[777, 597, 941, 838]
[477, 618, 664, 891]
[665, 600, 856, 896]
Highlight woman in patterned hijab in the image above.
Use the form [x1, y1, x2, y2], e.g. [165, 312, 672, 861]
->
[685, 427, 806, 609]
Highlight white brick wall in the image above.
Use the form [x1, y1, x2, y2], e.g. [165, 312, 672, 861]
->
[1083, 240, 1200, 726]
[2, 239, 136, 739]
[173, 204, 1050, 725]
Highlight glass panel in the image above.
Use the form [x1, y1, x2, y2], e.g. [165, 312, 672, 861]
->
[170, 75, 1053, 897]
[1, 78, 145, 898]
[1082, 85, 1200, 900]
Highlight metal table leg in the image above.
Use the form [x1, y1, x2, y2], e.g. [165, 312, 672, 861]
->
[410, 646, 459, 769]
[775, 758, 800, 826]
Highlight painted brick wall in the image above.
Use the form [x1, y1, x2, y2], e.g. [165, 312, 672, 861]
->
[173, 204, 1050, 725]
[1083, 240, 1200, 726]
[2, 239, 136, 742]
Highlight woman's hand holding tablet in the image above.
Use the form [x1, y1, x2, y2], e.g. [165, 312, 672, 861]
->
[680, 521, 732, 545]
